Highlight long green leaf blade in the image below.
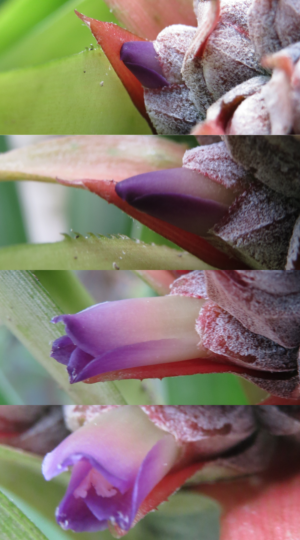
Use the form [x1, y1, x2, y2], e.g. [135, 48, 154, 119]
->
[0, 235, 211, 269]
[0, 50, 150, 134]
[0, 0, 68, 56]
[0, 489, 48, 540]
[0, 0, 118, 71]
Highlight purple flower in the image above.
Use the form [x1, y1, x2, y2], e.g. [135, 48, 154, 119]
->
[42, 406, 178, 532]
[115, 167, 234, 237]
[51, 296, 204, 383]
[120, 41, 169, 88]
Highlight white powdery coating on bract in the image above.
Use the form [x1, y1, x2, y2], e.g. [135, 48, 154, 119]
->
[196, 76, 270, 134]
[224, 134, 300, 200]
[154, 25, 197, 84]
[196, 301, 298, 372]
[141, 405, 256, 443]
[262, 69, 293, 135]
[182, 141, 250, 192]
[286, 216, 300, 269]
[226, 92, 271, 134]
[184, 0, 264, 116]
[257, 405, 300, 435]
[64, 405, 120, 432]
[204, 270, 300, 348]
[248, 0, 300, 59]
[201, 23, 265, 99]
[170, 270, 208, 299]
[245, 372, 300, 399]
[211, 184, 299, 269]
[276, 0, 300, 48]
[144, 84, 200, 134]
[292, 59, 300, 133]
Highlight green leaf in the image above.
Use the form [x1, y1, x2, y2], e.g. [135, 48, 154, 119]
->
[0, 234, 209, 270]
[0, 488, 48, 540]
[137, 491, 220, 540]
[0, 271, 126, 404]
[0, 136, 27, 247]
[0, 0, 119, 71]
[33, 270, 94, 313]
[165, 373, 249, 405]
[0, 0, 69, 57]
[0, 49, 150, 134]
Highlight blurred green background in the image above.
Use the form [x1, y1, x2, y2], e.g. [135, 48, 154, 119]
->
[0, 0, 154, 133]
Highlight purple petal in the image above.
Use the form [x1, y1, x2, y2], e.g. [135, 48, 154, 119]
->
[129, 193, 228, 237]
[116, 168, 229, 236]
[85, 437, 176, 531]
[51, 296, 202, 360]
[120, 41, 169, 88]
[56, 460, 107, 532]
[69, 338, 200, 383]
[67, 347, 94, 383]
[50, 336, 76, 365]
[43, 407, 178, 533]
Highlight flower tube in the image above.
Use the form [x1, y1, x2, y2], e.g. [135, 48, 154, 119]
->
[42, 406, 179, 532]
[50, 270, 300, 400]
[51, 295, 205, 383]
[115, 166, 235, 237]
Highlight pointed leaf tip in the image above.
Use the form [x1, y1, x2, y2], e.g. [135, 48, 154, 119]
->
[75, 12, 152, 126]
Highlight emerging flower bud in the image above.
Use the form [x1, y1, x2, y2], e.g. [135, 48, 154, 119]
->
[116, 140, 300, 270]
[42, 406, 179, 532]
[115, 166, 235, 237]
[51, 296, 205, 383]
[120, 42, 169, 88]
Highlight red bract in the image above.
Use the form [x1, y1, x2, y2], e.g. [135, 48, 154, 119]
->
[103, 0, 197, 41]
[84, 177, 244, 269]
[75, 12, 151, 125]
[199, 437, 300, 540]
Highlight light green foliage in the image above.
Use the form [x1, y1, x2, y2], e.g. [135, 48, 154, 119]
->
[0, 234, 210, 270]
[0, 489, 48, 540]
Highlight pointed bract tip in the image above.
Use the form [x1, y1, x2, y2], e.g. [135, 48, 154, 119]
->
[74, 10, 91, 27]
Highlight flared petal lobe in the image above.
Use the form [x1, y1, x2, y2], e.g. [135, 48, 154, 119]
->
[42, 407, 178, 532]
[51, 296, 205, 383]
